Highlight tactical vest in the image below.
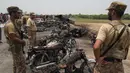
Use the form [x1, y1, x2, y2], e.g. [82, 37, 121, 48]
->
[100, 23, 130, 59]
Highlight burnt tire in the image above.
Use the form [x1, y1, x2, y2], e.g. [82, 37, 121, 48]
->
[80, 62, 94, 73]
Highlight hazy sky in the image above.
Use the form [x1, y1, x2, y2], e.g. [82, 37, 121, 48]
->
[0, 0, 129, 14]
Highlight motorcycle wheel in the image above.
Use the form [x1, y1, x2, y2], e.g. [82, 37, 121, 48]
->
[30, 53, 50, 73]
[80, 62, 94, 73]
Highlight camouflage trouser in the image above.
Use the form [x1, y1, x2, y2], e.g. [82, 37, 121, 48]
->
[11, 51, 26, 73]
[94, 61, 124, 73]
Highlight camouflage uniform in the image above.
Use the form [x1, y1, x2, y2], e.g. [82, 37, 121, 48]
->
[4, 6, 26, 73]
[94, 2, 130, 73]
[94, 61, 124, 73]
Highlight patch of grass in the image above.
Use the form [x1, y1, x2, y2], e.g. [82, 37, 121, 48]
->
[74, 18, 130, 24]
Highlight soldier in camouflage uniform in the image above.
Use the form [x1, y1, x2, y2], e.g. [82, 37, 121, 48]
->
[93, 1, 130, 73]
[4, 6, 26, 73]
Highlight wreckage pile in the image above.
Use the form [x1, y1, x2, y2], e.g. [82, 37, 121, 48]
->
[25, 15, 95, 73]
[34, 15, 88, 38]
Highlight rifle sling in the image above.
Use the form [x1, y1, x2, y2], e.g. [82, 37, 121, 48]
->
[13, 22, 23, 39]
[100, 24, 126, 57]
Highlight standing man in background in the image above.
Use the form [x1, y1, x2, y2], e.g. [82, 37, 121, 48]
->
[93, 1, 130, 73]
[4, 6, 26, 73]
[22, 15, 29, 33]
[27, 12, 37, 47]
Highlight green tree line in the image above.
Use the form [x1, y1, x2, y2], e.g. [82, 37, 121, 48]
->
[71, 13, 130, 20]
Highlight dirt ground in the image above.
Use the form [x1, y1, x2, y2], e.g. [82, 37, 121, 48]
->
[0, 23, 130, 73]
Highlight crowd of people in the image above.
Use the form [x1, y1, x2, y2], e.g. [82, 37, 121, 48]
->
[0, 13, 9, 23]
[0, 13, 8, 43]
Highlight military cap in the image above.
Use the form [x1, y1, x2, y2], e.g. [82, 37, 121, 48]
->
[30, 12, 35, 16]
[106, 1, 127, 12]
[7, 6, 21, 13]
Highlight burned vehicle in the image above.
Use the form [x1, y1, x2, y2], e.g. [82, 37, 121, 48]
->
[34, 18, 45, 32]
[60, 49, 95, 73]
[26, 40, 95, 73]
[26, 28, 77, 73]
[26, 15, 92, 73]
[70, 25, 88, 38]
[35, 20, 61, 32]
[26, 45, 95, 73]
[55, 15, 88, 38]
[26, 41, 64, 73]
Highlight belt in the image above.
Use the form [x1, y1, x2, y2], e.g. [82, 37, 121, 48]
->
[104, 57, 122, 62]
[31, 30, 36, 32]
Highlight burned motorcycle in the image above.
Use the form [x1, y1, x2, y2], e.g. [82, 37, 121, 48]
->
[60, 49, 96, 73]
[26, 40, 66, 73]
